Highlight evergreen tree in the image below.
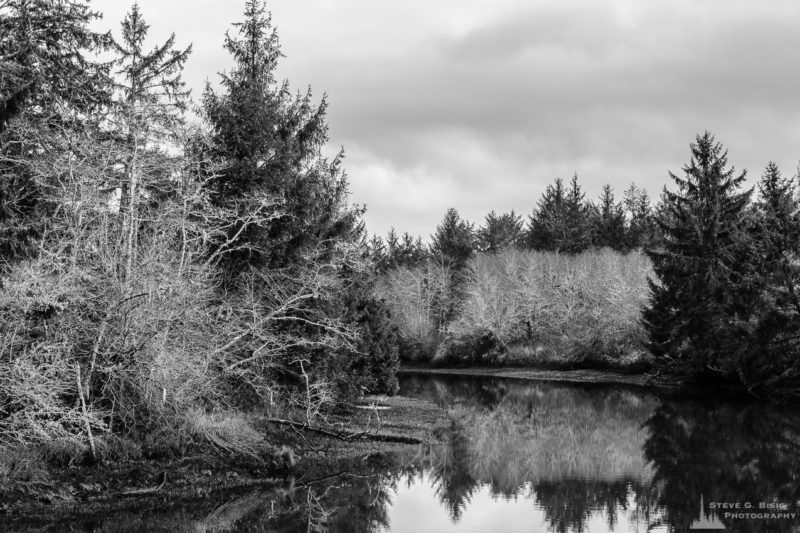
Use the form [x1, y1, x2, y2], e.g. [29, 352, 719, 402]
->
[593, 184, 626, 250]
[477, 210, 524, 253]
[430, 208, 474, 270]
[0, 0, 112, 262]
[743, 162, 800, 394]
[562, 173, 592, 253]
[623, 183, 657, 249]
[526, 177, 566, 251]
[526, 174, 591, 253]
[0, 0, 112, 131]
[643, 132, 755, 378]
[202, 0, 361, 272]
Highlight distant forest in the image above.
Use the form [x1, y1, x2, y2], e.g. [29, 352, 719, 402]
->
[1, 0, 800, 477]
[368, 175, 657, 271]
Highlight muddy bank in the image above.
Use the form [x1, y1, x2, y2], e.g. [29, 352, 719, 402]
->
[1, 395, 448, 526]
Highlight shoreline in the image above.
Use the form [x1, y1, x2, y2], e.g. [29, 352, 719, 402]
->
[1, 395, 449, 524]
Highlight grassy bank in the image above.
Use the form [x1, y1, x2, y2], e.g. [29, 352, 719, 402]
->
[379, 248, 656, 372]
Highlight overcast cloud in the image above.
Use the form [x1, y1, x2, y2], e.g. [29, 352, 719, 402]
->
[96, 0, 800, 238]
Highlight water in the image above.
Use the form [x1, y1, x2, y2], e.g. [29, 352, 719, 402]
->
[12, 373, 800, 532]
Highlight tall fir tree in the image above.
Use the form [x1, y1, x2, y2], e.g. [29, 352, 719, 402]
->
[593, 184, 626, 250]
[643, 132, 756, 378]
[526, 177, 566, 251]
[202, 0, 362, 272]
[743, 162, 800, 394]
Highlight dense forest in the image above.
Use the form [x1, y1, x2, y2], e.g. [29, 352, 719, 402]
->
[2, 0, 800, 489]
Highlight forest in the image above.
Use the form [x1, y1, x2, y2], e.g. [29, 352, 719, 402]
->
[2, 0, 800, 497]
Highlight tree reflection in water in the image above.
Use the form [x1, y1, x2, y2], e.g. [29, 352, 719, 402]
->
[19, 375, 800, 532]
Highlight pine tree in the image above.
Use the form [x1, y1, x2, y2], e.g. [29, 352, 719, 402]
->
[526, 177, 566, 251]
[743, 162, 800, 394]
[526, 174, 591, 253]
[0, 0, 112, 262]
[643, 132, 755, 378]
[202, 0, 361, 271]
[593, 184, 626, 250]
[623, 183, 657, 249]
[562, 173, 592, 253]
[477, 210, 524, 253]
[0, 0, 112, 131]
[430, 208, 474, 270]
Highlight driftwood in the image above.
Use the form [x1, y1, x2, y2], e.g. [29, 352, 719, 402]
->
[117, 472, 167, 496]
[265, 418, 424, 445]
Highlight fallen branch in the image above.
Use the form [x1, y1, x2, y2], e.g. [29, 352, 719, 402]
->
[265, 418, 423, 445]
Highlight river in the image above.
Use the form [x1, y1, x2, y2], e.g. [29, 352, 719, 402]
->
[10, 373, 800, 532]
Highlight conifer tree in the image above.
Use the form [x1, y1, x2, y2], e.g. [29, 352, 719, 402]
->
[526, 174, 591, 253]
[643, 132, 755, 378]
[593, 184, 626, 250]
[0, 0, 112, 261]
[0, 0, 112, 131]
[526, 177, 566, 251]
[562, 173, 592, 252]
[202, 0, 361, 272]
[477, 210, 524, 253]
[430, 208, 474, 271]
[743, 162, 800, 393]
[623, 183, 657, 249]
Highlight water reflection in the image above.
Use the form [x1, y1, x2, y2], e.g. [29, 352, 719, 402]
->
[11, 374, 800, 532]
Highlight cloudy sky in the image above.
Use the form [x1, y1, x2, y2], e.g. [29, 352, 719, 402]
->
[96, 0, 800, 239]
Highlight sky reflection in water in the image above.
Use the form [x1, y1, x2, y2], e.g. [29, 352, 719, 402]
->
[13, 373, 800, 532]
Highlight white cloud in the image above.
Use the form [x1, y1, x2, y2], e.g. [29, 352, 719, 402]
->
[94, 0, 800, 237]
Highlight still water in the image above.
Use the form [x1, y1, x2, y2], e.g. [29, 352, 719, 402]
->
[13, 374, 800, 532]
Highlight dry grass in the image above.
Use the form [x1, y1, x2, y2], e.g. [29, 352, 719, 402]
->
[183, 409, 266, 458]
[0, 447, 50, 486]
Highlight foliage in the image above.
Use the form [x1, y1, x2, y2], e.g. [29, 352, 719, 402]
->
[526, 174, 593, 253]
[0, 0, 113, 263]
[201, 0, 362, 273]
[623, 183, 658, 249]
[476, 210, 525, 253]
[369, 228, 428, 271]
[429, 207, 475, 271]
[643, 132, 756, 380]
[592, 184, 627, 250]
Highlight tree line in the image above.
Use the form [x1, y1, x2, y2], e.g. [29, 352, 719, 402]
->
[368, 175, 658, 272]
[372, 134, 800, 399]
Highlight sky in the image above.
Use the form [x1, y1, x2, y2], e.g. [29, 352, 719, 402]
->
[95, 0, 800, 239]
